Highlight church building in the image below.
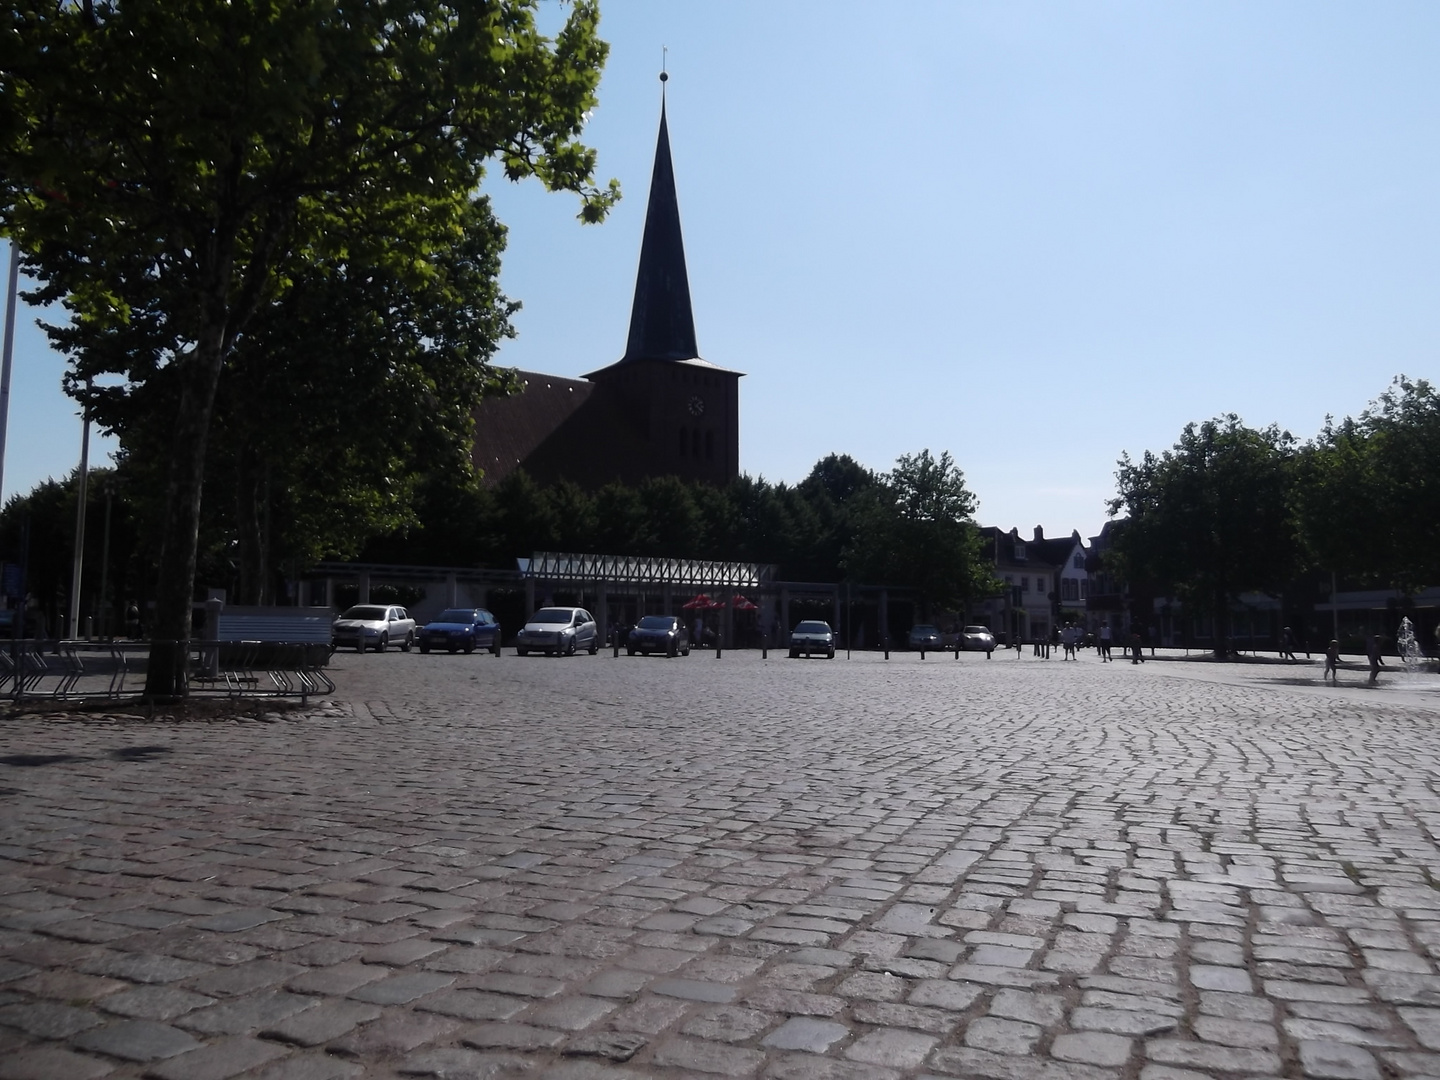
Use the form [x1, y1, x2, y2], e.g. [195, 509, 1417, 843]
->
[471, 82, 742, 489]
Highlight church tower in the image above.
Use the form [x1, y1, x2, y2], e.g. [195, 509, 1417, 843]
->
[471, 72, 741, 490]
[585, 73, 742, 484]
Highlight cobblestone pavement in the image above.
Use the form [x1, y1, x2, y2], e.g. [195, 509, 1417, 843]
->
[3, 649, 1440, 1080]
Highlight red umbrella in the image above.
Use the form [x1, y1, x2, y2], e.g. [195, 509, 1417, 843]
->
[731, 594, 757, 611]
[682, 594, 715, 610]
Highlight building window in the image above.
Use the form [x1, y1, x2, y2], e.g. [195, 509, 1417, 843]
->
[692, 428, 701, 458]
[1022, 577, 1029, 592]
[1073, 552, 1085, 569]
[1080, 580, 1089, 599]
[1014, 541, 1026, 561]
[705, 430, 714, 460]
[679, 426, 687, 457]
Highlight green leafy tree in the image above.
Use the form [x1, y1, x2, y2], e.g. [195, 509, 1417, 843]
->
[1109, 415, 1297, 657]
[1293, 376, 1440, 594]
[843, 449, 993, 612]
[0, 0, 618, 696]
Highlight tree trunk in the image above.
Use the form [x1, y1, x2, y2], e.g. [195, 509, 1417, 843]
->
[142, 333, 227, 700]
[235, 449, 266, 606]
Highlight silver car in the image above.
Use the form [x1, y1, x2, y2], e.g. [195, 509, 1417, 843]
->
[961, 625, 996, 657]
[789, 619, 836, 659]
[515, 607, 599, 657]
[331, 605, 416, 652]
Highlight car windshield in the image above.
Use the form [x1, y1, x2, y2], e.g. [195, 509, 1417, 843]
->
[435, 609, 476, 623]
[794, 621, 830, 633]
[530, 608, 573, 624]
[963, 626, 990, 634]
[341, 606, 386, 620]
[913, 625, 938, 633]
[638, 616, 674, 630]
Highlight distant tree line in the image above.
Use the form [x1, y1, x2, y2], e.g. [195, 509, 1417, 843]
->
[1, 448, 996, 632]
[1107, 376, 1438, 655]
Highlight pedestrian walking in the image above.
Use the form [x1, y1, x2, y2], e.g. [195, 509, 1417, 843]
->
[1129, 631, 1144, 663]
[1281, 626, 1298, 661]
[1324, 639, 1340, 683]
[1367, 631, 1384, 686]
[1099, 621, 1112, 662]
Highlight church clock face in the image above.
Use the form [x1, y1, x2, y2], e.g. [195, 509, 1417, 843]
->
[687, 395, 706, 417]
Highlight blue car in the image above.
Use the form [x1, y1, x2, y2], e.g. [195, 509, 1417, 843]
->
[418, 608, 502, 655]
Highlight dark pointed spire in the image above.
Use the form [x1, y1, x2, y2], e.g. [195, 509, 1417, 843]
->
[621, 84, 699, 363]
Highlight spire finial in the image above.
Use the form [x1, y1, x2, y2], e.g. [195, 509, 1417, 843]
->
[660, 45, 668, 86]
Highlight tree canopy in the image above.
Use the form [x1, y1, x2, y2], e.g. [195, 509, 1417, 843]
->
[1108, 415, 1298, 654]
[0, 0, 618, 695]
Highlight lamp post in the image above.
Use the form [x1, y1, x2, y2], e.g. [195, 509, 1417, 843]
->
[68, 399, 91, 639]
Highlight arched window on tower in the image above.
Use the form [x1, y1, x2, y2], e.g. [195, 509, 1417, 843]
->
[705, 430, 714, 460]
[692, 428, 701, 459]
[679, 426, 688, 457]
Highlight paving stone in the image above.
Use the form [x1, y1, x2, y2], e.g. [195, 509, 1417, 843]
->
[964, 1017, 1042, 1054]
[1297, 1039, 1382, 1080]
[345, 970, 454, 1005]
[844, 1027, 937, 1067]
[285, 962, 386, 995]
[261, 1000, 382, 1046]
[98, 984, 215, 1020]
[1070, 1006, 1177, 1036]
[650, 1035, 766, 1075]
[562, 1030, 649, 1062]
[523, 993, 618, 1031]
[72, 1019, 202, 1062]
[145, 1035, 291, 1080]
[458, 1020, 565, 1050]
[1051, 1030, 1133, 1066]
[178, 990, 317, 1035]
[0, 1000, 104, 1038]
[414, 988, 528, 1020]
[650, 977, 737, 1003]
[0, 1045, 116, 1080]
[191, 960, 306, 997]
[988, 988, 1065, 1026]
[327, 1010, 459, 1057]
[392, 1047, 529, 1077]
[1144, 1037, 1282, 1072]
[762, 1016, 850, 1052]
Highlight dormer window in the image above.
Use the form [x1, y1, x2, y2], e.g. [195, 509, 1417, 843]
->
[1014, 541, 1026, 561]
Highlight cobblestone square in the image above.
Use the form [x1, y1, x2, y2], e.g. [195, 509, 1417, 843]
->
[2, 649, 1439, 1078]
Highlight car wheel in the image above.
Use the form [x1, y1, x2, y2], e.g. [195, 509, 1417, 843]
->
[588, 640, 598, 655]
[490, 640, 501, 656]
[400, 632, 413, 653]
[463, 641, 475, 654]
[376, 633, 389, 653]
[667, 642, 677, 658]
[516, 647, 528, 657]
[627, 648, 636, 656]
[789, 649, 799, 659]
[447, 643, 458, 654]
[682, 645, 690, 656]
[419, 642, 430, 654]
[566, 637, 577, 657]
[827, 647, 835, 659]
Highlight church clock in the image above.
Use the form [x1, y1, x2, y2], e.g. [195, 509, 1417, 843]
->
[687, 395, 706, 417]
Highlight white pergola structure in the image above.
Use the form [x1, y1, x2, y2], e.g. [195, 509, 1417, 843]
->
[520, 552, 777, 646]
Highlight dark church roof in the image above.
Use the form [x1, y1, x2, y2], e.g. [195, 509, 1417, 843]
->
[623, 99, 697, 363]
[586, 96, 711, 381]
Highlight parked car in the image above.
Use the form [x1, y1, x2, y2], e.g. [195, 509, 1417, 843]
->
[960, 624, 996, 657]
[332, 605, 416, 652]
[908, 623, 943, 651]
[790, 619, 836, 659]
[628, 615, 691, 657]
[418, 608, 502, 655]
[515, 607, 598, 656]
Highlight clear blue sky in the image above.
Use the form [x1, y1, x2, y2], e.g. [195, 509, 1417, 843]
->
[5, 1, 1438, 542]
